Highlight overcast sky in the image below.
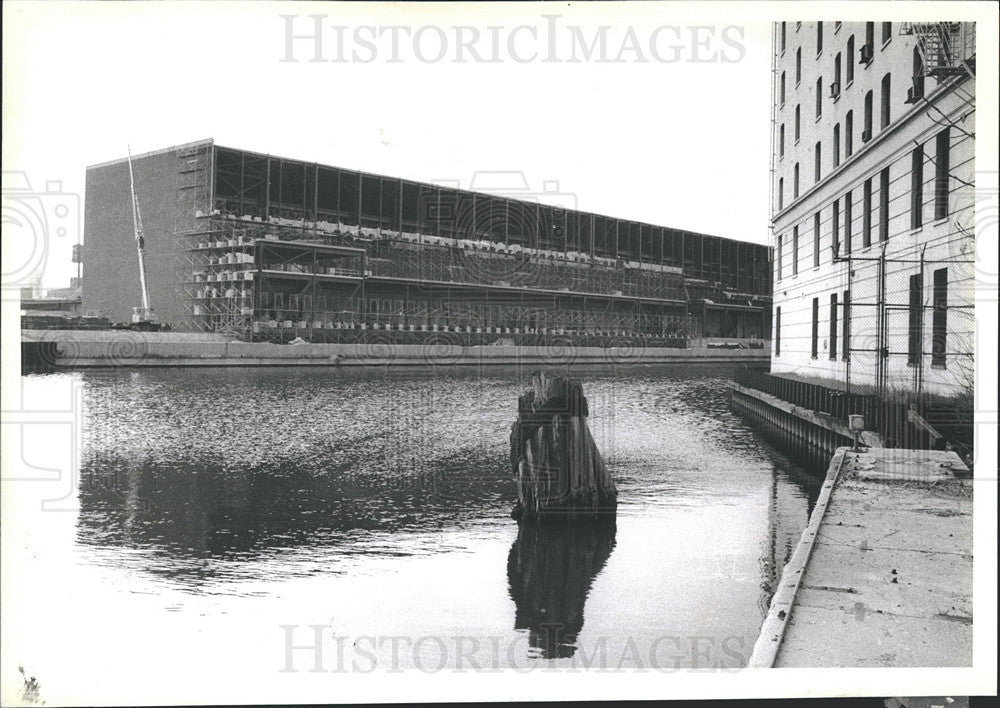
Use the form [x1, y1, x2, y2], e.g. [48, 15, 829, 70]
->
[2, 2, 993, 291]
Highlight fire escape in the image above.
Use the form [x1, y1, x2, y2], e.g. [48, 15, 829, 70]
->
[900, 22, 976, 82]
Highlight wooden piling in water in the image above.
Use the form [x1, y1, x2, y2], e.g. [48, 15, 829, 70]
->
[509, 372, 617, 521]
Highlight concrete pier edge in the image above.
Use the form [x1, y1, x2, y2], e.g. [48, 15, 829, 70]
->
[747, 447, 849, 668]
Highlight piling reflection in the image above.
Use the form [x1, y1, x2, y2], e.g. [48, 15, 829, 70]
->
[507, 520, 617, 659]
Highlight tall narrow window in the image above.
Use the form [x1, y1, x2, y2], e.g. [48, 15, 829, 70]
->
[834, 52, 842, 91]
[816, 76, 823, 117]
[794, 163, 800, 198]
[780, 71, 786, 104]
[863, 91, 873, 140]
[781, 22, 786, 53]
[932, 268, 947, 365]
[844, 189, 852, 254]
[880, 73, 891, 128]
[935, 128, 950, 220]
[777, 235, 783, 279]
[842, 289, 850, 360]
[817, 22, 823, 54]
[815, 141, 822, 180]
[813, 212, 821, 267]
[796, 47, 802, 83]
[833, 124, 841, 167]
[793, 225, 799, 275]
[832, 198, 840, 256]
[811, 297, 819, 359]
[778, 177, 784, 210]
[845, 111, 854, 156]
[863, 178, 872, 247]
[829, 293, 838, 360]
[882, 22, 892, 44]
[795, 104, 801, 141]
[865, 22, 875, 50]
[908, 273, 923, 365]
[912, 46, 925, 97]
[879, 166, 890, 241]
[775, 306, 782, 355]
[847, 35, 855, 83]
[779, 124, 785, 157]
[911, 144, 924, 228]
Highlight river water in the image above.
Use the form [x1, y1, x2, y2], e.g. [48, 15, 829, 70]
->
[5, 365, 826, 703]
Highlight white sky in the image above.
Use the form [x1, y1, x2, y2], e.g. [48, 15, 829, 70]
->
[2, 1, 996, 293]
[3, 1, 778, 290]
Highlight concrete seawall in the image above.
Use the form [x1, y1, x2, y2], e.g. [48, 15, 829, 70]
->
[749, 446, 972, 667]
[22, 330, 770, 369]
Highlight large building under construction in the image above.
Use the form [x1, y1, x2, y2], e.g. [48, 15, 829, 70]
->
[83, 140, 771, 345]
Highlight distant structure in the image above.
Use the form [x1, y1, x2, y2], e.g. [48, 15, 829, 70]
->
[769, 22, 975, 398]
[82, 140, 771, 346]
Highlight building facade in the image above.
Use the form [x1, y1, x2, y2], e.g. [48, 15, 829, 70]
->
[770, 21, 975, 399]
[83, 141, 771, 346]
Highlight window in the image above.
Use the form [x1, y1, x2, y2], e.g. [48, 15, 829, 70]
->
[775, 306, 781, 355]
[779, 124, 785, 157]
[912, 46, 925, 98]
[781, 22, 786, 53]
[834, 52, 842, 91]
[842, 289, 850, 360]
[813, 211, 821, 267]
[777, 235, 783, 279]
[794, 163, 800, 198]
[811, 297, 819, 358]
[935, 128, 950, 220]
[780, 71, 786, 104]
[829, 293, 839, 360]
[863, 91, 873, 140]
[795, 104, 801, 141]
[880, 73, 891, 128]
[865, 22, 875, 50]
[863, 178, 872, 247]
[932, 268, 947, 365]
[882, 22, 892, 44]
[908, 273, 923, 365]
[778, 177, 784, 210]
[844, 189, 852, 254]
[832, 198, 840, 256]
[845, 111, 853, 156]
[879, 167, 890, 241]
[815, 141, 822, 180]
[833, 124, 841, 167]
[792, 225, 799, 275]
[847, 36, 855, 83]
[817, 21, 823, 54]
[796, 47, 802, 84]
[911, 144, 924, 229]
[816, 76, 823, 117]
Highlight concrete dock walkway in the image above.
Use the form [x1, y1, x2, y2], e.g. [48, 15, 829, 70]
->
[750, 447, 973, 667]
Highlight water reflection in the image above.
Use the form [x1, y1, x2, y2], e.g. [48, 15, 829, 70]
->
[77, 450, 512, 582]
[507, 520, 617, 658]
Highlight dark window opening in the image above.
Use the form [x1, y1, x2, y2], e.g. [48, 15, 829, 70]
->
[842, 289, 850, 360]
[829, 292, 839, 360]
[908, 272, 923, 365]
[844, 189, 852, 254]
[863, 178, 872, 247]
[793, 225, 799, 275]
[911, 144, 924, 229]
[932, 267, 948, 365]
[813, 211, 821, 268]
[845, 111, 854, 156]
[879, 166, 890, 241]
[775, 306, 781, 355]
[880, 72, 891, 128]
[935, 128, 950, 220]
[811, 297, 819, 358]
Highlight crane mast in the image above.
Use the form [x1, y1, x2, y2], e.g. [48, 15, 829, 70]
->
[127, 146, 156, 324]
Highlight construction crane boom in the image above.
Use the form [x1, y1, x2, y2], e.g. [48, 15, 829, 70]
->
[127, 146, 155, 324]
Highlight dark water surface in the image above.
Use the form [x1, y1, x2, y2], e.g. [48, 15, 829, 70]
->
[13, 365, 825, 696]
